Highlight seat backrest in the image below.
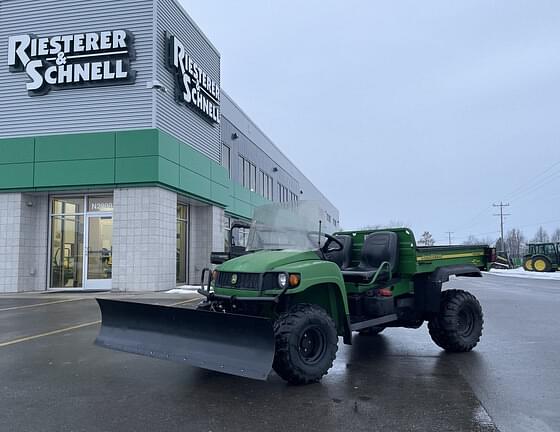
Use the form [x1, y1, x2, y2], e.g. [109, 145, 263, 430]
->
[360, 231, 399, 271]
[324, 235, 353, 269]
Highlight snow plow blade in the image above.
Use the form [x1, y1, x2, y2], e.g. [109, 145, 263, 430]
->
[94, 298, 275, 381]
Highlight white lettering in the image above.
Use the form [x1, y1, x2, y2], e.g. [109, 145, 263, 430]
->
[74, 34, 85, 52]
[45, 65, 57, 84]
[58, 65, 73, 83]
[7, 34, 30, 67]
[37, 38, 49, 56]
[85, 33, 99, 51]
[100, 31, 111, 49]
[115, 60, 127, 78]
[25, 60, 44, 90]
[73, 63, 89, 82]
[103, 60, 115, 79]
[113, 30, 126, 49]
[182, 73, 191, 102]
[91, 62, 102, 80]
[61, 35, 73, 52]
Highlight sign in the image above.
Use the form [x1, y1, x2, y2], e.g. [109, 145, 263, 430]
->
[7, 30, 136, 96]
[167, 33, 220, 124]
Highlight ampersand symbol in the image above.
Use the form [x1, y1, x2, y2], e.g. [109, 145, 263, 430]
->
[56, 52, 67, 66]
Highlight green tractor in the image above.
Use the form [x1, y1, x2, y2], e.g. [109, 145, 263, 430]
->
[96, 202, 496, 384]
[522, 242, 560, 272]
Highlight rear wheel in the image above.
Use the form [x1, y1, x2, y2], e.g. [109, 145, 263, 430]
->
[428, 289, 483, 352]
[358, 326, 385, 336]
[532, 255, 552, 272]
[273, 304, 338, 384]
[523, 257, 534, 271]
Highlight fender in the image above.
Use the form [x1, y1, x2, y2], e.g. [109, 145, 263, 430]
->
[414, 265, 481, 315]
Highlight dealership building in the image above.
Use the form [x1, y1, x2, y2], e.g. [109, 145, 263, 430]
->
[0, 0, 339, 292]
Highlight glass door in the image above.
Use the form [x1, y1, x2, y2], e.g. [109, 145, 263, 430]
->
[176, 204, 189, 285]
[84, 214, 113, 289]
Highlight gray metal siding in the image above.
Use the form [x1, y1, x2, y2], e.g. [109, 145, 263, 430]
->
[0, 0, 154, 137]
[221, 92, 340, 225]
[154, 0, 221, 163]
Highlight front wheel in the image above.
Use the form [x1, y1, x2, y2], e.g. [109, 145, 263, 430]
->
[428, 289, 483, 352]
[522, 257, 534, 271]
[273, 304, 338, 384]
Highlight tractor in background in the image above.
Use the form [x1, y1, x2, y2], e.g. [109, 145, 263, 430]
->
[522, 242, 560, 272]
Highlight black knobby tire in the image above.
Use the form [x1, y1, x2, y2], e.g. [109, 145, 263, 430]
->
[532, 255, 552, 273]
[358, 326, 385, 336]
[273, 303, 338, 384]
[428, 289, 483, 352]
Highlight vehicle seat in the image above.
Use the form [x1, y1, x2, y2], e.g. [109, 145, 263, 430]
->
[341, 231, 399, 283]
[324, 235, 352, 269]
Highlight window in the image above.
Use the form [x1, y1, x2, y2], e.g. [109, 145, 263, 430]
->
[250, 164, 256, 192]
[278, 183, 290, 203]
[290, 192, 299, 202]
[176, 204, 189, 284]
[259, 170, 274, 201]
[239, 155, 257, 191]
[221, 143, 230, 178]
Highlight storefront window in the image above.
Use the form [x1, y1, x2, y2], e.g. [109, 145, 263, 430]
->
[177, 204, 189, 284]
[51, 197, 83, 215]
[50, 214, 84, 288]
[49, 194, 113, 289]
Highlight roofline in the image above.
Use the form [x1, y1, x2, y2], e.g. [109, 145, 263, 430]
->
[170, 0, 221, 57]
[220, 89, 338, 213]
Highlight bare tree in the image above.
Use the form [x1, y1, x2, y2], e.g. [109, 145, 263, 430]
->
[532, 226, 549, 243]
[505, 228, 525, 260]
[418, 231, 435, 246]
[551, 228, 560, 243]
[360, 220, 406, 230]
[463, 235, 480, 245]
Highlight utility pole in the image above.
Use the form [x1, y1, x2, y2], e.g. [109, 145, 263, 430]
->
[445, 231, 453, 245]
[493, 202, 511, 253]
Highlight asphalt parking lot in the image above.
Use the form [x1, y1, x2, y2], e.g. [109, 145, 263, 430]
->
[1, 275, 558, 432]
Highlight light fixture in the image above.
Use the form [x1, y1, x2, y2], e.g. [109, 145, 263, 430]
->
[272, 167, 278, 172]
[231, 132, 239, 140]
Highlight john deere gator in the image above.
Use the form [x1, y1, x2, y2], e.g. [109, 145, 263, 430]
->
[95, 202, 496, 384]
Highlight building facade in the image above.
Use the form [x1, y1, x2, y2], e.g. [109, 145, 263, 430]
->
[0, 0, 339, 292]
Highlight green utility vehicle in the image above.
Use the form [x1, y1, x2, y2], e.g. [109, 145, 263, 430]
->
[522, 242, 560, 272]
[96, 202, 496, 384]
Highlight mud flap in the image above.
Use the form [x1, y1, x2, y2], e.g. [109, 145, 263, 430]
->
[95, 299, 275, 380]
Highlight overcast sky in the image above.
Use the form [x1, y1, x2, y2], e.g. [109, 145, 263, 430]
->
[182, 0, 560, 244]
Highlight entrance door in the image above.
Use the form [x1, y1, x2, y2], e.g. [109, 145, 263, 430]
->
[84, 214, 113, 289]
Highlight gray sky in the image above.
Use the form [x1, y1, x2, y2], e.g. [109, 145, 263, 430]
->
[182, 0, 560, 244]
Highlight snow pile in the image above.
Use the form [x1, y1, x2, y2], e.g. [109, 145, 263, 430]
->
[165, 285, 200, 294]
[488, 268, 560, 281]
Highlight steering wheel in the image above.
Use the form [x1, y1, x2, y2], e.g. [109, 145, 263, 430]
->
[322, 233, 344, 253]
[306, 232, 344, 253]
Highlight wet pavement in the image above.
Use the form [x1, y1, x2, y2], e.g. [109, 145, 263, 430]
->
[0, 275, 558, 432]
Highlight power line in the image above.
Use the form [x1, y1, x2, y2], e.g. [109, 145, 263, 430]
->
[445, 231, 454, 245]
[493, 202, 510, 252]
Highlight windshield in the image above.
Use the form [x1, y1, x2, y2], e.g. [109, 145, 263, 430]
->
[246, 201, 333, 251]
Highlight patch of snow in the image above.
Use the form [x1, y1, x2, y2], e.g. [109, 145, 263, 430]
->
[488, 268, 560, 281]
[165, 285, 200, 294]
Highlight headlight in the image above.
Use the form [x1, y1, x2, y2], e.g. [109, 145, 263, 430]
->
[278, 273, 288, 288]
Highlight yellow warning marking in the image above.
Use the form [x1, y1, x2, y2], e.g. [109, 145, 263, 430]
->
[0, 320, 100, 348]
[417, 251, 484, 262]
[169, 297, 201, 306]
[0, 297, 88, 312]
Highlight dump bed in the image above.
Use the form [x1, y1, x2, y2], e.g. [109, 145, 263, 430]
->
[335, 228, 495, 277]
[415, 244, 494, 274]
